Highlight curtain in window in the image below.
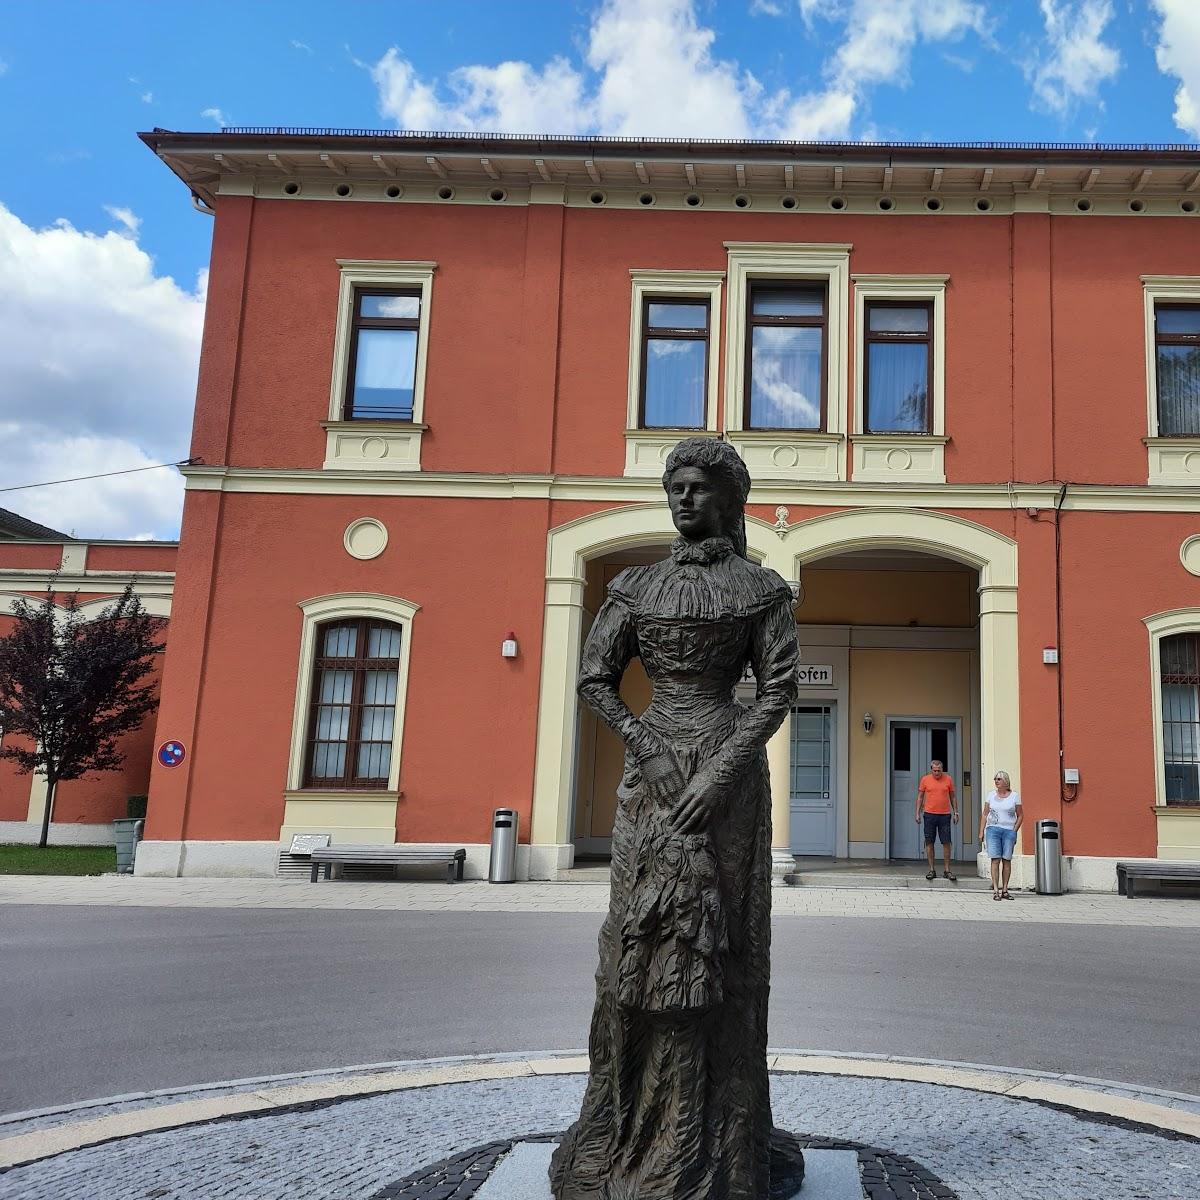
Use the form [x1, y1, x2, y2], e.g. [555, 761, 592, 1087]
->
[750, 327, 821, 429]
[867, 343, 929, 432]
[353, 329, 417, 419]
[1157, 346, 1200, 435]
[1161, 634, 1200, 804]
[644, 339, 706, 427]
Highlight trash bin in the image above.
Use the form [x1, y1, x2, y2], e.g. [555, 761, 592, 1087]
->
[113, 817, 144, 875]
[489, 808, 518, 883]
[1035, 818, 1063, 895]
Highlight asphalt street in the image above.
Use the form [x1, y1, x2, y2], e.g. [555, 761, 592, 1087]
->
[2, 905, 1196, 1113]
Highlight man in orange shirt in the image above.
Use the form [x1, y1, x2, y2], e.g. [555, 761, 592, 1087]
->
[915, 759, 959, 881]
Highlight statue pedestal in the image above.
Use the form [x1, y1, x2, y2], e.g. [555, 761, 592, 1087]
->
[474, 1142, 863, 1199]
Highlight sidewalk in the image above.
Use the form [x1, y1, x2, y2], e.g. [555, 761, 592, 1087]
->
[2, 873, 1199, 925]
[1, 1051, 1197, 1199]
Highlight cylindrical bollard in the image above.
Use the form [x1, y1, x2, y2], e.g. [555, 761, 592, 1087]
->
[489, 808, 518, 883]
[1034, 818, 1063, 894]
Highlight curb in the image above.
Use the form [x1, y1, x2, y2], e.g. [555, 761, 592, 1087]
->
[2, 1050, 1198, 1171]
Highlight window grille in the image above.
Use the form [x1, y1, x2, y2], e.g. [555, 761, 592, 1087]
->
[304, 618, 402, 789]
[1161, 633, 1200, 805]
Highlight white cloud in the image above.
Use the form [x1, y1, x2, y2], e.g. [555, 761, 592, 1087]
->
[587, 0, 758, 137]
[750, 0, 784, 16]
[367, 0, 986, 144]
[1150, 0, 1200, 139]
[140, 91, 153, 104]
[201, 106, 229, 128]
[773, 0, 987, 139]
[0, 203, 205, 539]
[1025, 0, 1120, 116]
[103, 205, 141, 236]
[0, 59, 8, 77]
[370, 47, 593, 134]
[291, 39, 314, 54]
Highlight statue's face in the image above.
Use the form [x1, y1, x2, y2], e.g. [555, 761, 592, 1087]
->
[667, 466, 726, 541]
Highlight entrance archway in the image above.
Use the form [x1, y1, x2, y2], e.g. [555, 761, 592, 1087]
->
[529, 505, 1017, 879]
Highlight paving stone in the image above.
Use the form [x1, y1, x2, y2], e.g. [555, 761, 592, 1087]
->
[1, 1074, 1196, 1200]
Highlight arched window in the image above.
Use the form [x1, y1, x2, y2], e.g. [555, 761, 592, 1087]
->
[1160, 632, 1200, 805]
[303, 618, 402, 789]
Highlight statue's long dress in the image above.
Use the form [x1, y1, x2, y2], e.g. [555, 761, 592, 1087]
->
[550, 536, 800, 1200]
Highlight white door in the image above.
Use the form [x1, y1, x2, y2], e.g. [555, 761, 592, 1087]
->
[789, 704, 836, 856]
[888, 721, 960, 860]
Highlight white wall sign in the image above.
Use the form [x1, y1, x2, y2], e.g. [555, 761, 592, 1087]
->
[741, 662, 835, 687]
[797, 664, 835, 686]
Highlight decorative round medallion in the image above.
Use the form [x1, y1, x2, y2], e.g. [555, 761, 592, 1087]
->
[1181, 535, 1200, 576]
[361, 436, 390, 460]
[885, 447, 913, 471]
[344, 518, 388, 561]
[771, 445, 801, 468]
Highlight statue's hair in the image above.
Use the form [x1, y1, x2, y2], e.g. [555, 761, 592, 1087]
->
[662, 437, 752, 558]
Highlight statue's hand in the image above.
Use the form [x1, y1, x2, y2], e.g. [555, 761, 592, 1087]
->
[670, 770, 724, 833]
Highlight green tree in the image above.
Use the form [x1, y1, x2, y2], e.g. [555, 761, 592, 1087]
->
[0, 584, 166, 847]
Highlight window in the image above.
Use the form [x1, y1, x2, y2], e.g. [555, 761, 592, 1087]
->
[304, 618, 402, 789]
[325, 261, 434, 471]
[1160, 633, 1200, 805]
[746, 283, 826, 430]
[640, 299, 709, 428]
[345, 290, 421, 421]
[864, 301, 932, 433]
[1154, 304, 1200, 436]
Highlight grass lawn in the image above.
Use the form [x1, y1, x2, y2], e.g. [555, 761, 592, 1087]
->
[0, 844, 117, 875]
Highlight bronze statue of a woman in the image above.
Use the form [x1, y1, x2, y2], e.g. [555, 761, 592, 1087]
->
[550, 438, 803, 1200]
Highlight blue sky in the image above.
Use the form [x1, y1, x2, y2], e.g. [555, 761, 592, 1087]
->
[2, 0, 1199, 539]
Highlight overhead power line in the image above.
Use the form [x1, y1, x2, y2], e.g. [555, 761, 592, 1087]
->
[0, 458, 200, 495]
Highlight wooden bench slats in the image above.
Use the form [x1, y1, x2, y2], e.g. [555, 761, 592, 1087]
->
[1116, 860, 1200, 898]
[309, 845, 466, 883]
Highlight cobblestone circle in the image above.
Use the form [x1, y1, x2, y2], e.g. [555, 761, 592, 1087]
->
[1, 1074, 1198, 1200]
[370, 1128, 952, 1200]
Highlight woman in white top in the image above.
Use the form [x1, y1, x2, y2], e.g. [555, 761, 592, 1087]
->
[979, 770, 1022, 900]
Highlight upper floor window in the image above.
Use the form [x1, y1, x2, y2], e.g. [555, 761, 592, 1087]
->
[640, 298, 709, 429]
[1160, 632, 1200, 805]
[304, 618, 402, 789]
[1155, 304, 1200, 436]
[746, 283, 826, 431]
[345, 289, 421, 421]
[864, 301, 933, 433]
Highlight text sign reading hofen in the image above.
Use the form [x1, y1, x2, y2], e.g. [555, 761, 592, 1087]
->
[797, 664, 834, 686]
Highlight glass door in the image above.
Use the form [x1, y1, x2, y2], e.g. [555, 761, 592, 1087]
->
[789, 704, 836, 856]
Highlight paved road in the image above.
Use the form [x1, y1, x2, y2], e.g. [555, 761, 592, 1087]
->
[2, 905, 1196, 1112]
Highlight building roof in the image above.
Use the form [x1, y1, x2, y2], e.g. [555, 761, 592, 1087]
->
[0, 506, 73, 541]
[142, 128, 1200, 211]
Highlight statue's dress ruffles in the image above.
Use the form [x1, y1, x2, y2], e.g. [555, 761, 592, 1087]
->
[549, 536, 800, 1200]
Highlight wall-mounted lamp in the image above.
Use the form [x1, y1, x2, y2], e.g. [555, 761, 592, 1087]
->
[862, 712, 874, 735]
[501, 632, 519, 659]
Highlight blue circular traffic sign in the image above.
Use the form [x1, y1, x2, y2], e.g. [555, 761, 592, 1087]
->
[157, 740, 186, 768]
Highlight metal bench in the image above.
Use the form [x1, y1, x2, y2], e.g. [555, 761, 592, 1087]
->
[309, 845, 466, 884]
[1116, 860, 1200, 898]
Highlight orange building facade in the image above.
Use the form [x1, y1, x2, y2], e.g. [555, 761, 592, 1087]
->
[134, 131, 1200, 888]
[0, 535, 175, 842]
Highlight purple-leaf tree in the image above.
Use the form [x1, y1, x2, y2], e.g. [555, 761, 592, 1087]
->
[0, 583, 166, 848]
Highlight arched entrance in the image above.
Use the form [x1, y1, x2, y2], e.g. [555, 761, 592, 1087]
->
[529, 506, 1017, 879]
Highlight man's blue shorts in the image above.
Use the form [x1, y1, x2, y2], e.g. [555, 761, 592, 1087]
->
[922, 812, 952, 846]
[984, 826, 1018, 860]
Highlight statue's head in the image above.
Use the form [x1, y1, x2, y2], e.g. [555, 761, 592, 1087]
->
[662, 437, 751, 558]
